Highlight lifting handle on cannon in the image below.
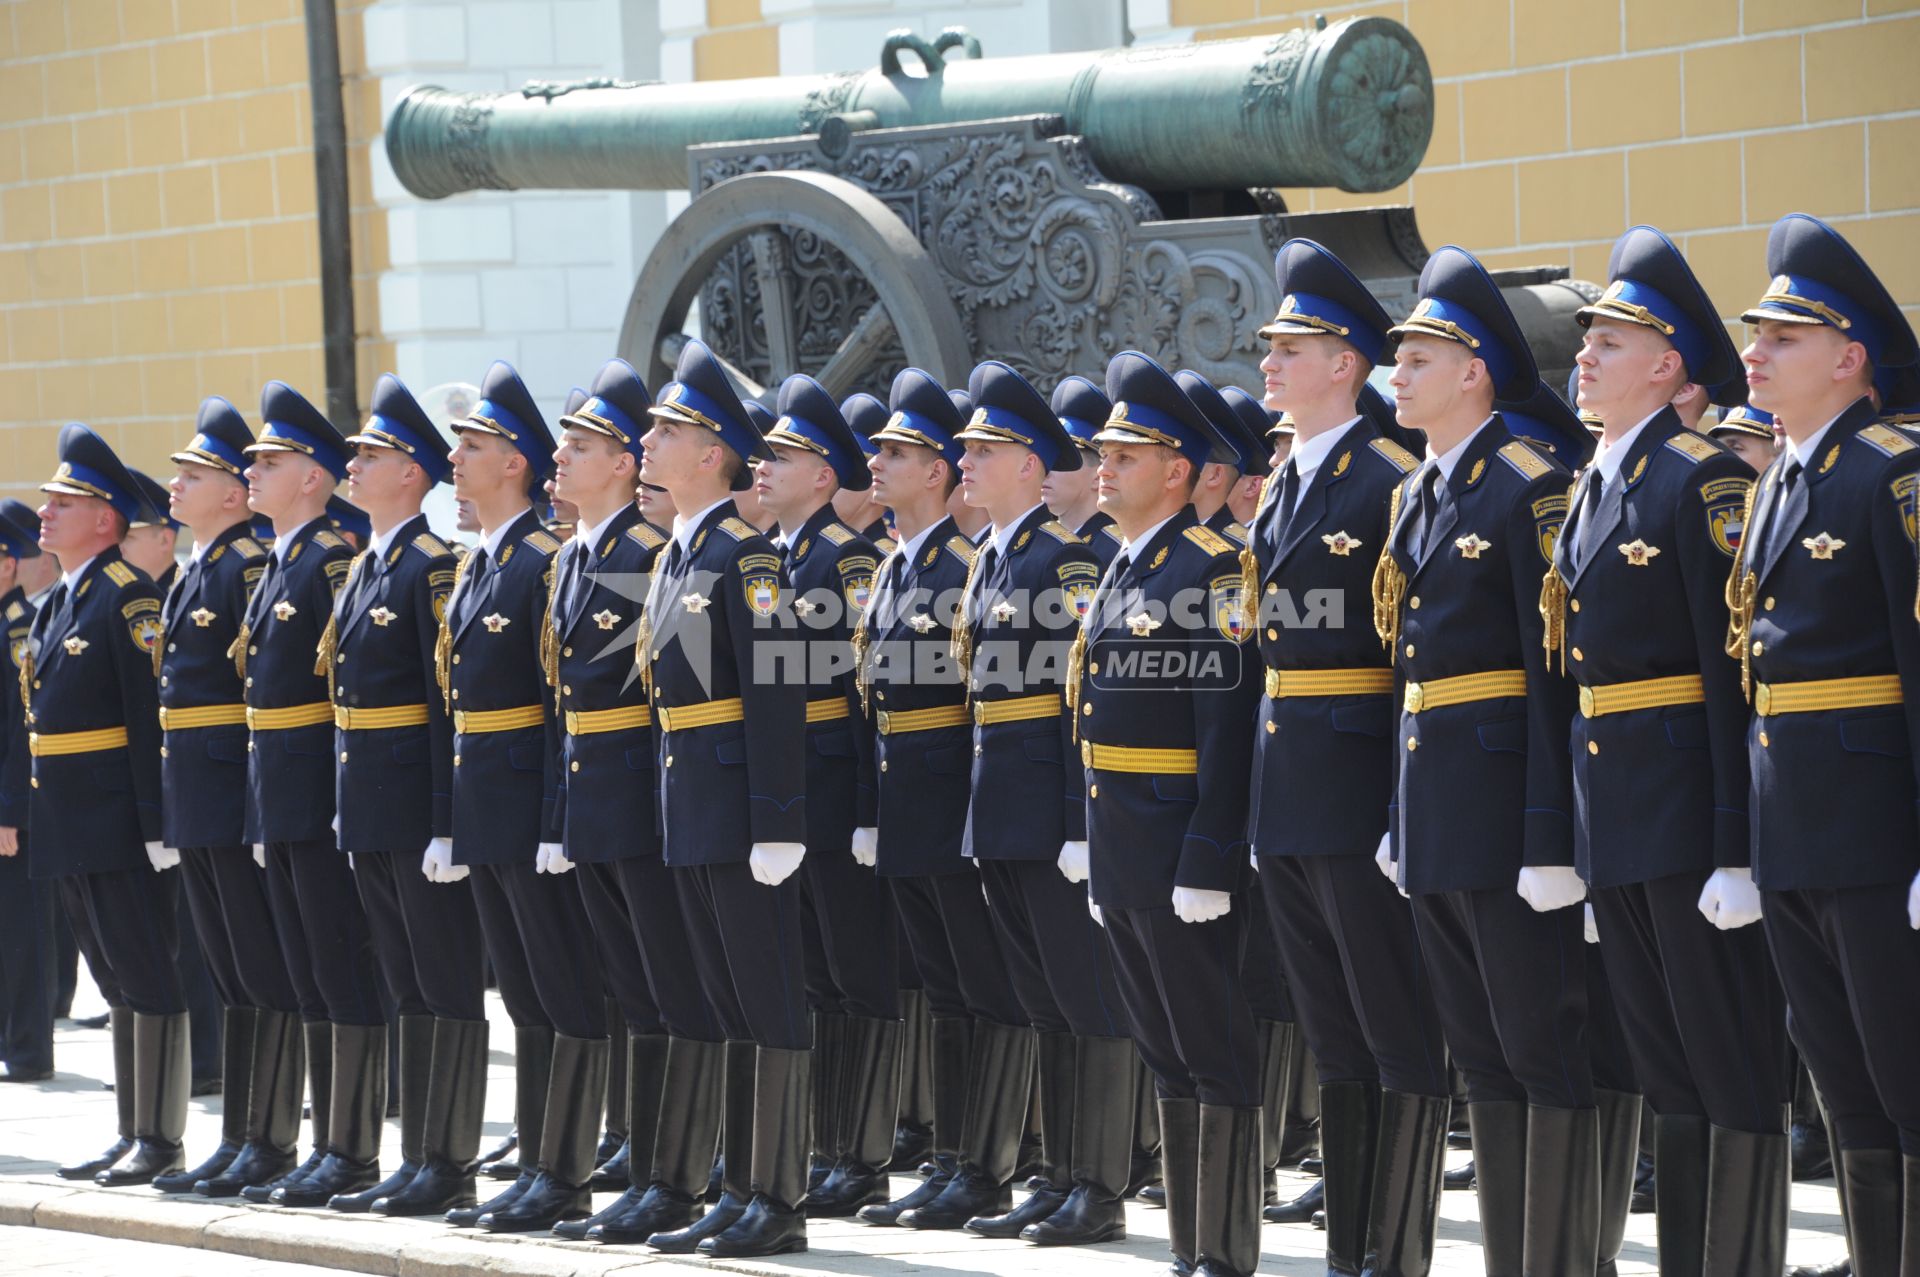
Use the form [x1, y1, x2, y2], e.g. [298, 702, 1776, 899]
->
[879, 26, 983, 79]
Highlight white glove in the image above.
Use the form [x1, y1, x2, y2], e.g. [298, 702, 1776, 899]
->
[1516, 865, 1588, 913]
[421, 837, 468, 884]
[1583, 902, 1599, 945]
[252, 843, 266, 868]
[749, 841, 806, 886]
[145, 842, 179, 872]
[1087, 893, 1104, 928]
[1374, 832, 1397, 884]
[1171, 886, 1232, 924]
[1909, 870, 1919, 931]
[1057, 840, 1090, 883]
[1697, 866, 1763, 931]
[536, 841, 574, 875]
[851, 826, 878, 868]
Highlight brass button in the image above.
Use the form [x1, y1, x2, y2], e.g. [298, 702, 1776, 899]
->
[1758, 731, 1770, 747]
[453, 754, 460, 766]
[1409, 596, 1421, 610]
[562, 685, 571, 696]
[1571, 646, 1583, 661]
[167, 642, 176, 652]
[973, 745, 983, 756]
[30, 777, 37, 788]
[337, 653, 346, 664]
[876, 689, 886, 701]
[1088, 663, 1098, 675]
[247, 741, 254, 752]
[1569, 598, 1580, 613]
[879, 760, 888, 773]
[248, 644, 258, 655]
[1089, 784, 1098, 798]
[160, 675, 168, 686]
[1406, 736, 1418, 751]
[1764, 597, 1775, 612]
[159, 746, 168, 759]
[245, 676, 253, 687]
[452, 654, 461, 664]
[665, 755, 674, 767]
[562, 646, 572, 658]
[452, 689, 461, 701]
[1587, 740, 1600, 755]
[570, 760, 580, 772]
[1266, 627, 1278, 641]
[339, 751, 348, 763]
[652, 649, 660, 661]
[1404, 643, 1415, 658]
[1266, 583, 1277, 595]
[1082, 703, 1093, 715]
[1751, 640, 1763, 656]
[1265, 719, 1275, 734]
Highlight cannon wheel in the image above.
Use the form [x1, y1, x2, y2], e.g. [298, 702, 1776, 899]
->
[618, 170, 973, 403]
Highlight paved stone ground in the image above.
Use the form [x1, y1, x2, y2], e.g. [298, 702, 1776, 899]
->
[0, 982, 1850, 1276]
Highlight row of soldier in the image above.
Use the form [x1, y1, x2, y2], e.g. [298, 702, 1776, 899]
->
[4, 206, 1916, 1277]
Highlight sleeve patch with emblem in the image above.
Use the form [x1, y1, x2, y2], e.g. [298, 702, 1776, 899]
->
[1532, 492, 1569, 564]
[836, 554, 876, 614]
[1700, 475, 1753, 558]
[122, 596, 163, 654]
[1892, 473, 1918, 546]
[1208, 573, 1250, 642]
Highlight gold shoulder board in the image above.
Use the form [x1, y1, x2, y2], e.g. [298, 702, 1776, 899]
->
[627, 522, 668, 549]
[522, 529, 562, 556]
[717, 517, 758, 541]
[1182, 525, 1235, 556]
[944, 535, 977, 566]
[412, 532, 451, 558]
[233, 537, 265, 559]
[313, 530, 346, 550]
[819, 522, 852, 546]
[1369, 436, 1419, 473]
[1040, 520, 1081, 544]
[1497, 440, 1553, 481]
[1664, 432, 1722, 464]
[1858, 423, 1917, 457]
[104, 561, 137, 587]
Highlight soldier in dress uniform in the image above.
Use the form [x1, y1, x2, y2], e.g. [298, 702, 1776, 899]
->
[630, 339, 810, 1258]
[150, 403, 305, 1199]
[28, 424, 186, 1186]
[322, 376, 485, 1218]
[1707, 403, 1776, 473]
[854, 370, 1032, 1231]
[439, 360, 609, 1233]
[1729, 214, 1920, 1274]
[124, 472, 182, 590]
[944, 360, 1136, 1247]
[750, 375, 902, 1218]
[325, 494, 371, 550]
[1245, 238, 1452, 1276]
[1076, 351, 1263, 1277]
[234, 384, 388, 1209]
[544, 359, 727, 1246]
[1370, 247, 1594, 1273]
[1176, 373, 1264, 544]
[833, 392, 896, 552]
[1218, 387, 1277, 527]
[1546, 225, 1793, 1276]
[1046, 377, 1127, 571]
[0, 502, 53, 1086]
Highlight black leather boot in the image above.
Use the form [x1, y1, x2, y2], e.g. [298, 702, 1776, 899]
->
[1521, 1105, 1599, 1276]
[648, 1039, 755, 1251]
[1279, 1033, 1318, 1167]
[199, 1010, 303, 1195]
[1653, 1112, 1710, 1277]
[969, 1030, 1072, 1237]
[862, 1015, 971, 1225]
[810, 1015, 901, 1216]
[1194, 1104, 1261, 1277]
[1128, 1046, 1162, 1199]
[1902, 1155, 1920, 1277]
[1699, 1124, 1787, 1276]
[898, 1019, 1032, 1229]
[888, 989, 934, 1171]
[1594, 1089, 1641, 1277]
[1467, 1101, 1527, 1277]
[1263, 1175, 1324, 1223]
[700, 1045, 810, 1256]
[59, 1006, 136, 1179]
[96, 1012, 189, 1186]
[557, 1032, 667, 1239]
[1254, 1020, 1294, 1208]
[375, 1015, 489, 1215]
[1360, 1089, 1447, 1277]
[808, 1010, 847, 1193]
[594, 997, 628, 1188]
[1021, 1033, 1132, 1246]
[1315, 1081, 1381, 1275]
[242, 1020, 331, 1201]
[480, 1033, 608, 1232]
[447, 1023, 550, 1226]
[332, 1014, 430, 1210]
[588, 1035, 719, 1244]
[273, 1022, 387, 1205]
[1790, 1062, 1833, 1182]
[1838, 1148, 1902, 1276]
[1161, 1096, 1200, 1277]
[157, 1006, 257, 1192]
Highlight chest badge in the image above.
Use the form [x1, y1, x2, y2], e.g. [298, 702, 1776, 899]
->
[1126, 611, 1162, 637]
[681, 592, 711, 614]
[189, 607, 216, 628]
[481, 612, 511, 633]
[368, 606, 397, 627]
[1617, 539, 1661, 567]
[272, 599, 298, 621]
[1802, 532, 1846, 560]
[1321, 531, 1363, 556]
[62, 635, 88, 655]
[793, 598, 819, 617]
[593, 608, 621, 630]
[1453, 534, 1492, 560]
[907, 613, 936, 633]
[991, 599, 1017, 621]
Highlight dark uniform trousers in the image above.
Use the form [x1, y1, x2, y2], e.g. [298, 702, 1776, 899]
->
[262, 841, 384, 1028]
[675, 865, 809, 1050]
[1237, 897, 1294, 1024]
[980, 860, 1126, 1038]
[57, 876, 125, 1009]
[888, 871, 1027, 1028]
[470, 862, 602, 1041]
[354, 850, 483, 1023]
[0, 834, 56, 1073]
[175, 845, 299, 1014]
[578, 858, 722, 1042]
[1102, 903, 1258, 1107]
[69, 867, 185, 1015]
[797, 850, 898, 1020]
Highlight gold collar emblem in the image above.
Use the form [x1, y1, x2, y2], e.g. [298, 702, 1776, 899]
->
[272, 599, 297, 620]
[1802, 532, 1846, 560]
[189, 607, 216, 628]
[1453, 534, 1492, 560]
[481, 612, 510, 633]
[1322, 531, 1363, 556]
[1617, 540, 1661, 567]
[593, 608, 621, 630]
[369, 606, 397, 627]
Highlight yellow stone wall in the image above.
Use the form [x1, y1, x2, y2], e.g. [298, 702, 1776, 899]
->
[0, 0, 391, 502]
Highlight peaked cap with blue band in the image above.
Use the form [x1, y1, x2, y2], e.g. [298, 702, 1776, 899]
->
[1577, 225, 1743, 401]
[347, 373, 452, 485]
[128, 470, 181, 531]
[1051, 375, 1111, 456]
[1387, 246, 1538, 403]
[957, 360, 1081, 473]
[647, 338, 769, 491]
[171, 397, 254, 477]
[741, 398, 775, 437]
[1875, 362, 1920, 425]
[1260, 237, 1393, 364]
[1097, 351, 1231, 468]
[0, 498, 39, 560]
[1176, 371, 1264, 474]
[248, 382, 352, 480]
[1220, 383, 1282, 447]
[1496, 378, 1595, 467]
[564, 386, 590, 416]
[768, 374, 873, 489]
[875, 368, 968, 468]
[326, 493, 371, 541]
[1712, 401, 1775, 440]
[43, 423, 149, 523]
[1358, 381, 1425, 453]
[452, 360, 555, 482]
[947, 389, 973, 422]
[1741, 214, 1918, 369]
[559, 358, 653, 466]
[840, 392, 888, 457]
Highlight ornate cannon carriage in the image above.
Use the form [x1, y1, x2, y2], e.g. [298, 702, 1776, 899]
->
[385, 16, 1594, 402]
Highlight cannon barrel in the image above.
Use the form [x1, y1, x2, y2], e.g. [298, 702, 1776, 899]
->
[386, 17, 1431, 200]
